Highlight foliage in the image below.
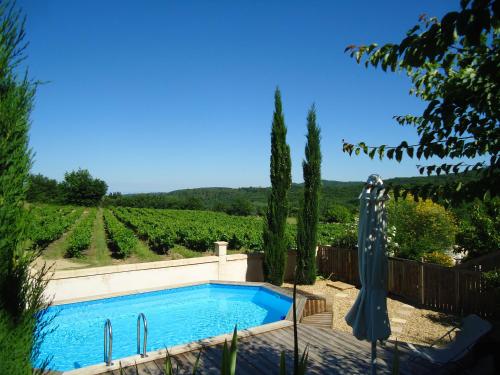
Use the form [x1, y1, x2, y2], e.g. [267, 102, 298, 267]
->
[483, 268, 500, 290]
[330, 219, 358, 249]
[103, 210, 137, 257]
[163, 349, 200, 375]
[297, 106, 322, 285]
[455, 197, 500, 259]
[321, 203, 353, 223]
[343, 0, 500, 202]
[112, 207, 348, 254]
[27, 173, 61, 203]
[388, 197, 457, 260]
[221, 326, 238, 375]
[264, 88, 292, 286]
[0, 1, 50, 373]
[61, 169, 108, 206]
[423, 251, 455, 267]
[104, 174, 479, 219]
[225, 197, 254, 216]
[27, 204, 83, 249]
[65, 208, 97, 258]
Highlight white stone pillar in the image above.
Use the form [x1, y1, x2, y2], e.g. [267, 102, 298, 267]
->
[214, 241, 228, 280]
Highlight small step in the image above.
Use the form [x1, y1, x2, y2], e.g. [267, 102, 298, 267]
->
[301, 312, 333, 329]
[398, 309, 413, 317]
[392, 318, 407, 324]
[335, 293, 348, 298]
[327, 281, 355, 291]
[401, 304, 415, 310]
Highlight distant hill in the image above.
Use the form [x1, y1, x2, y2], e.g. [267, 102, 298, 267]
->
[105, 173, 472, 216]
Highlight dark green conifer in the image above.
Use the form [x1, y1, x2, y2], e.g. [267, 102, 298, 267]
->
[263, 88, 292, 286]
[296, 105, 322, 285]
[0, 2, 50, 373]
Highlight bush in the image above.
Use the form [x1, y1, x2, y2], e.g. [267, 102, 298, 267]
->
[483, 269, 500, 290]
[321, 203, 353, 223]
[61, 169, 107, 206]
[330, 220, 357, 249]
[103, 210, 137, 257]
[65, 209, 97, 258]
[388, 197, 457, 260]
[455, 198, 500, 260]
[422, 251, 454, 267]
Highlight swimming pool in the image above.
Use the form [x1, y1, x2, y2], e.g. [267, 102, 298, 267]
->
[38, 283, 292, 371]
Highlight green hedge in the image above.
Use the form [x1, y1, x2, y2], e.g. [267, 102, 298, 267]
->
[65, 208, 97, 257]
[103, 210, 137, 257]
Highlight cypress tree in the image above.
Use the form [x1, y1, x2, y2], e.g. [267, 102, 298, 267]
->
[263, 88, 292, 286]
[0, 2, 50, 373]
[296, 105, 322, 285]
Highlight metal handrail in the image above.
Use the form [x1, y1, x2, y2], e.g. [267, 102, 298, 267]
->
[104, 319, 113, 366]
[137, 313, 148, 357]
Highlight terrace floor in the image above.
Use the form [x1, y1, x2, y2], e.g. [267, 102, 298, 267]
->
[99, 324, 441, 375]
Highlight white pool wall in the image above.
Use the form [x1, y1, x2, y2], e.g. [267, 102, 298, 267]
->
[45, 249, 265, 303]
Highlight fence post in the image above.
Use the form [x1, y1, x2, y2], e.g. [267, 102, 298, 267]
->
[419, 258, 425, 306]
[214, 241, 228, 280]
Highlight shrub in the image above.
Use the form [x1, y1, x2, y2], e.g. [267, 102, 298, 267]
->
[483, 269, 500, 290]
[330, 220, 357, 249]
[103, 210, 137, 257]
[455, 198, 500, 260]
[422, 251, 454, 267]
[65, 209, 97, 258]
[321, 203, 353, 224]
[388, 197, 457, 260]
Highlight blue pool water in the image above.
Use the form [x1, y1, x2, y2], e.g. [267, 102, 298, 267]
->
[38, 283, 291, 371]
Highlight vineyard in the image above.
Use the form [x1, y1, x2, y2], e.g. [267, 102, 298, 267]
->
[111, 207, 353, 252]
[26, 204, 355, 268]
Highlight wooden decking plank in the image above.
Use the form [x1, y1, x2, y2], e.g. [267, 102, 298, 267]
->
[224, 339, 278, 374]
[139, 357, 163, 375]
[235, 333, 291, 374]
[99, 323, 437, 375]
[263, 327, 352, 375]
[264, 328, 345, 374]
[238, 331, 291, 373]
[175, 351, 204, 374]
[293, 326, 377, 374]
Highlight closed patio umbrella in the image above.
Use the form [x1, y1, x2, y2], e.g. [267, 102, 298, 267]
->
[346, 174, 391, 375]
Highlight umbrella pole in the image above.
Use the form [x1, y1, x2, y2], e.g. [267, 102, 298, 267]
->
[371, 340, 377, 375]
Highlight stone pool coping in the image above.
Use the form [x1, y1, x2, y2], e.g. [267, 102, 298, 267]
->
[54, 280, 306, 375]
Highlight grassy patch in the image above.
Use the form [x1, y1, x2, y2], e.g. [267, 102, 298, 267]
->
[170, 245, 203, 259]
[133, 239, 161, 261]
[85, 208, 113, 266]
[43, 210, 87, 260]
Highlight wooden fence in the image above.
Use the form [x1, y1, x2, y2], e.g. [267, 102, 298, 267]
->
[316, 246, 499, 319]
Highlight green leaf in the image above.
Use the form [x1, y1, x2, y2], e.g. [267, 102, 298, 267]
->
[192, 350, 201, 375]
[229, 326, 238, 375]
[279, 352, 286, 375]
[406, 147, 414, 158]
[395, 148, 403, 162]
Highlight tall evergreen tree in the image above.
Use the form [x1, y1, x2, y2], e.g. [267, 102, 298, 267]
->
[296, 105, 322, 285]
[263, 88, 292, 286]
[0, 2, 50, 373]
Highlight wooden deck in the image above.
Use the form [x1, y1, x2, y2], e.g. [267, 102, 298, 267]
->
[99, 324, 442, 375]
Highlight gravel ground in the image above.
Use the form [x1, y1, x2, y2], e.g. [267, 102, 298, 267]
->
[283, 279, 461, 346]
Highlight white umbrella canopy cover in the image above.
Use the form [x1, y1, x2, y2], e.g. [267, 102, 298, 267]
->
[345, 174, 391, 342]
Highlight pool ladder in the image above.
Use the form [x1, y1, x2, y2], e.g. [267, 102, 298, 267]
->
[103, 313, 147, 367]
[137, 313, 148, 357]
[104, 319, 113, 366]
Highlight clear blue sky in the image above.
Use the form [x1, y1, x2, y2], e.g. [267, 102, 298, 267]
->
[21, 0, 459, 193]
